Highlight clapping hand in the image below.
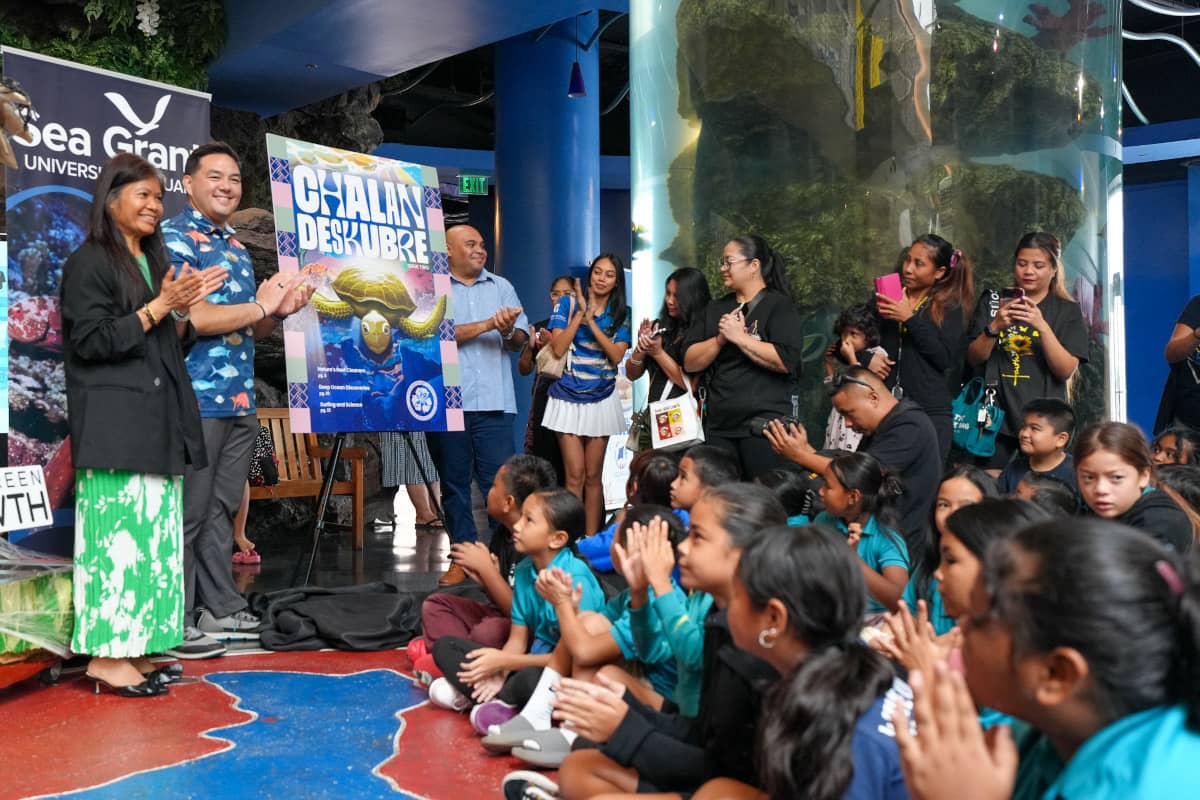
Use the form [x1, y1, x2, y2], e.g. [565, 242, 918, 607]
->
[717, 308, 745, 344]
[535, 566, 580, 610]
[893, 665, 1017, 800]
[491, 306, 522, 337]
[877, 600, 962, 677]
[847, 522, 863, 548]
[256, 271, 307, 317]
[160, 264, 210, 313]
[638, 515, 676, 592]
[552, 673, 629, 744]
[612, 525, 648, 593]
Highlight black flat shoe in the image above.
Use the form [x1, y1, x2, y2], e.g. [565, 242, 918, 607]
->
[88, 673, 168, 697]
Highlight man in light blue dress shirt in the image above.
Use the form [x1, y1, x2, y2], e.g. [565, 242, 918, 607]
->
[428, 225, 529, 585]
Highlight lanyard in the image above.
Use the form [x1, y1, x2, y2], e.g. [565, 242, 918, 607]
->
[892, 295, 930, 399]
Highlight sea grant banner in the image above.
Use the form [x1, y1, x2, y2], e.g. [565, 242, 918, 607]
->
[2, 48, 209, 548]
[266, 134, 462, 434]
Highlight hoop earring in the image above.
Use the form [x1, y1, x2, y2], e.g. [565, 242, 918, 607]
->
[758, 628, 778, 649]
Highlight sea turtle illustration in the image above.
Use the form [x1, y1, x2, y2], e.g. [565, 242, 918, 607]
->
[311, 266, 445, 354]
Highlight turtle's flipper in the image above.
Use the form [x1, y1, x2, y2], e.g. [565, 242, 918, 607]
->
[312, 290, 354, 318]
[395, 295, 446, 339]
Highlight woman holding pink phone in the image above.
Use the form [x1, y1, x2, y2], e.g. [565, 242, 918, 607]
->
[873, 234, 975, 463]
[965, 231, 1089, 470]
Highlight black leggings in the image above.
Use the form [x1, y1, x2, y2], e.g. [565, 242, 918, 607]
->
[431, 635, 540, 704]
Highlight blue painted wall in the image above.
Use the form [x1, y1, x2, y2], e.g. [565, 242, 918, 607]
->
[1124, 178, 1189, 432]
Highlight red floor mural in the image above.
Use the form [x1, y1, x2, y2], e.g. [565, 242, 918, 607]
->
[1, 650, 540, 799]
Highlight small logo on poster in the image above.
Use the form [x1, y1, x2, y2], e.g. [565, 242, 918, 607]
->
[104, 92, 171, 135]
[406, 380, 438, 422]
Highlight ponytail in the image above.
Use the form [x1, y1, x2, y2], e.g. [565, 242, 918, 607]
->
[729, 234, 794, 301]
[828, 451, 901, 532]
[911, 233, 975, 323]
[740, 525, 896, 800]
[987, 518, 1200, 731]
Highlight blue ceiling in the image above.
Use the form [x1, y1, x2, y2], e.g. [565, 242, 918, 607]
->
[209, 0, 627, 115]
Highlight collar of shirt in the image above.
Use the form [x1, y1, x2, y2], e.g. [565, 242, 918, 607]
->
[183, 203, 235, 238]
[450, 268, 496, 287]
[827, 514, 881, 538]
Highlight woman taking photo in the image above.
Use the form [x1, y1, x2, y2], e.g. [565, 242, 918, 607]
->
[542, 255, 631, 534]
[683, 235, 804, 479]
[627, 268, 711, 436]
[62, 153, 223, 695]
[874, 234, 974, 463]
[966, 231, 1089, 471]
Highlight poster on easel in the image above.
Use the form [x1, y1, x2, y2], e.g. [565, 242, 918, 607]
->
[265, 134, 462, 434]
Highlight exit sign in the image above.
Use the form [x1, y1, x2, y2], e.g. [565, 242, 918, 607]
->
[459, 174, 489, 195]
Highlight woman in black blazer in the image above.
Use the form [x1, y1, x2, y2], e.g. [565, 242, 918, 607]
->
[61, 153, 224, 695]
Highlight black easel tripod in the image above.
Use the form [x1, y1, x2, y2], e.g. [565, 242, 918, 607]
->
[291, 430, 444, 587]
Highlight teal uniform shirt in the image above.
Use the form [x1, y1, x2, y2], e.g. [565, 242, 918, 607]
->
[799, 512, 910, 614]
[629, 586, 714, 716]
[604, 585, 679, 699]
[510, 548, 605, 646]
[1011, 706, 1200, 799]
[901, 576, 956, 636]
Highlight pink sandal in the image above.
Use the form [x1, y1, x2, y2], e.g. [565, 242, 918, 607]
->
[233, 549, 261, 565]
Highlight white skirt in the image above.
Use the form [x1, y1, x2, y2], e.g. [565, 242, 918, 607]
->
[543, 391, 627, 438]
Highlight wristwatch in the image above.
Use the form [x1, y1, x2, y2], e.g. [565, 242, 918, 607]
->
[983, 325, 1000, 338]
[170, 309, 190, 322]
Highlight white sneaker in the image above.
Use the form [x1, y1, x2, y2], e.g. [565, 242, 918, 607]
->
[197, 608, 263, 640]
[427, 677, 470, 711]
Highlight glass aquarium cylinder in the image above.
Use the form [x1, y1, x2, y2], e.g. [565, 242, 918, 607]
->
[630, 0, 1123, 426]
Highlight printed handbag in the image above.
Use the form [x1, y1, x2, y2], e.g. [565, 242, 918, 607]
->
[951, 377, 1004, 457]
[649, 373, 705, 452]
[535, 341, 568, 379]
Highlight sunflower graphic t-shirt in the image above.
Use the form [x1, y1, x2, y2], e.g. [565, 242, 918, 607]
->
[968, 289, 1089, 437]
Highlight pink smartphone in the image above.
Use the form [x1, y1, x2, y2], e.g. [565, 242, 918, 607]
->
[874, 272, 903, 302]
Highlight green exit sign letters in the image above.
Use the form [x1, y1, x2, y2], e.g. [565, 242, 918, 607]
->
[459, 174, 489, 195]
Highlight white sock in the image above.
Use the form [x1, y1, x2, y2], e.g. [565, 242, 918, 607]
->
[519, 667, 562, 730]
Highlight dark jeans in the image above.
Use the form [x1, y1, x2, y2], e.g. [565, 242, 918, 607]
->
[426, 411, 515, 544]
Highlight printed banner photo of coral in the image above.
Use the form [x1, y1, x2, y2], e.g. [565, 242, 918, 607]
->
[265, 134, 461, 433]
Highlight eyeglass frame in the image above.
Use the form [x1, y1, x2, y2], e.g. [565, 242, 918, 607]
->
[828, 373, 876, 396]
[717, 256, 752, 269]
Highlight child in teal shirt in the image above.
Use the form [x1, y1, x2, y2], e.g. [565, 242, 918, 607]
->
[793, 451, 908, 614]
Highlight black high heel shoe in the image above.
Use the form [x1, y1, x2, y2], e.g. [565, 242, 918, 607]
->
[88, 673, 168, 697]
[145, 663, 184, 687]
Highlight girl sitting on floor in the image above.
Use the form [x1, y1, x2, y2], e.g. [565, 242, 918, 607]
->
[428, 489, 605, 712]
[794, 452, 910, 614]
[478, 506, 688, 767]
[1074, 421, 1200, 553]
[552, 484, 785, 798]
[691, 523, 909, 800]
[894, 516, 1200, 799]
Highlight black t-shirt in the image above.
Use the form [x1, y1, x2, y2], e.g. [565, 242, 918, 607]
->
[1170, 296, 1200, 428]
[874, 300, 967, 416]
[645, 325, 689, 403]
[860, 399, 942, 539]
[683, 291, 805, 436]
[968, 289, 1089, 437]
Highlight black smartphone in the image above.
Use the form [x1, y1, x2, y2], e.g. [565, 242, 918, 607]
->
[748, 415, 800, 437]
[1000, 287, 1025, 303]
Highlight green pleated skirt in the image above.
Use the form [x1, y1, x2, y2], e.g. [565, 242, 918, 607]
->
[71, 469, 185, 657]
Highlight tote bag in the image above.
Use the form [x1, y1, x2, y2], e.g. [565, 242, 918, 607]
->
[650, 373, 705, 452]
[951, 378, 1004, 457]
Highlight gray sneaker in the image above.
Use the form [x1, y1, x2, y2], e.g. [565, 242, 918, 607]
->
[164, 626, 227, 660]
[197, 608, 264, 640]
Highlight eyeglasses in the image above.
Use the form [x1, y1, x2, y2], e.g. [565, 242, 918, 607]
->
[717, 257, 750, 269]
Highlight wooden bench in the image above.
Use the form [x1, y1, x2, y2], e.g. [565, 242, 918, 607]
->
[249, 408, 366, 549]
